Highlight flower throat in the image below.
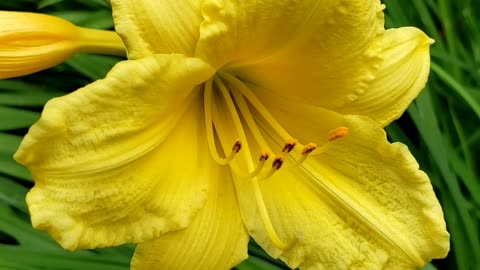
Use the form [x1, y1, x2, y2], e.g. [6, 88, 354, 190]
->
[203, 71, 349, 251]
[203, 72, 348, 177]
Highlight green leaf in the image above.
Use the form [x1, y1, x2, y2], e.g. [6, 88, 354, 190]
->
[37, 0, 64, 9]
[236, 256, 286, 270]
[66, 54, 122, 81]
[0, 246, 130, 270]
[0, 133, 22, 154]
[419, 263, 438, 270]
[0, 80, 63, 107]
[0, 106, 39, 131]
[75, 0, 110, 8]
[0, 154, 31, 182]
[50, 10, 114, 29]
[431, 62, 480, 120]
[0, 176, 29, 213]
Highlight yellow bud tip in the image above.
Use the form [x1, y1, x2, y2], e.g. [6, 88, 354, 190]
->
[328, 127, 349, 142]
[0, 11, 126, 79]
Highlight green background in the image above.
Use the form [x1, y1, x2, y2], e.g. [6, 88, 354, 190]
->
[0, 0, 478, 269]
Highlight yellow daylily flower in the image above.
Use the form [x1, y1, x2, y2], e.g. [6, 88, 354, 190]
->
[0, 11, 125, 79]
[13, 0, 450, 270]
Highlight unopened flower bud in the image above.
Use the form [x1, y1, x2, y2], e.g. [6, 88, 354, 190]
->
[0, 11, 126, 79]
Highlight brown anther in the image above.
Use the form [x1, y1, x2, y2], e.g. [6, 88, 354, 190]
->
[272, 157, 284, 170]
[282, 139, 297, 153]
[259, 150, 270, 162]
[232, 140, 242, 153]
[328, 127, 349, 142]
[301, 143, 317, 155]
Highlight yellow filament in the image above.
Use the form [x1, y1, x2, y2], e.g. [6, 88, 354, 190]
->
[223, 141, 242, 163]
[291, 126, 350, 167]
[214, 77, 251, 145]
[258, 155, 284, 181]
[220, 73, 296, 143]
[230, 87, 272, 154]
[258, 167, 278, 181]
[239, 154, 268, 179]
[291, 143, 318, 167]
[203, 78, 240, 165]
[252, 178, 296, 251]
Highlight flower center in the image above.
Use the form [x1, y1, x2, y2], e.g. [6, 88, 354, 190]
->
[202, 71, 349, 251]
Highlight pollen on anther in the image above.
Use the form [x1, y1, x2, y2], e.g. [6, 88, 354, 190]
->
[302, 143, 317, 155]
[260, 150, 270, 161]
[328, 127, 349, 142]
[282, 139, 297, 153]
[232, 140, 242, 153]
[272, 157, 284, 170]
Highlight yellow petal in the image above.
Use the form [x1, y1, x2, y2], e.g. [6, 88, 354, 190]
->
[111, 0, 203, 59]
[15, 54, 216, 250]
[334, 27, 433, 126]
[0, 11, 125, 79]
[196, 0, 385, 108]
[131, 164, 249, 270]
[15, 54, 214, 172]
[233, 101, 449, 269]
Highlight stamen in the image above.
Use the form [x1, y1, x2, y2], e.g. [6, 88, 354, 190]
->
[259, 150, 270, 162]
[232, 140, 242, 152]
[252, 178, 297, 251]
[214, 77, 250, 145]
[230, 88, 272, 154]
[291, 127, 349, 168]
[301, 143, 318, 155]
[292, 143, 317, 167]
[328, 127, 349, 142]
[228, 81, 280, 178]
[223, 140, 242, 160]
[220, 73, 297, 143]
[282, 139, 297, 153]
[239, 151, 270, 179]
[203, 78, 241, 165]
[258, 155, 284, 181]
[272, 156, 285, 170]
